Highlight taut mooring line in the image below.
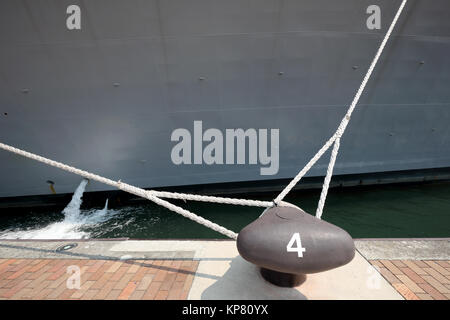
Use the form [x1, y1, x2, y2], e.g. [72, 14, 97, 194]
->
[0, 142, 238, 239]
[274, 0, 409, 219]
[0, 0, 408, 236]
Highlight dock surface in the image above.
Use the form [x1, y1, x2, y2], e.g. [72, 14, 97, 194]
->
[357, 239, 450, 300]
[0, 239, 448, 300]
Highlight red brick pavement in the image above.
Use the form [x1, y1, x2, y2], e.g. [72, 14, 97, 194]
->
[3, 257, 447, 300]
[0, 258, 198, 300]
[369, 259, 450, 300]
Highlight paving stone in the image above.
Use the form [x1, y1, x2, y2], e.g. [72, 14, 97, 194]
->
[370, 260, 449, 300]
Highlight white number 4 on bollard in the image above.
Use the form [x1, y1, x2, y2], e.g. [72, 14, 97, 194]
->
[286, 233, 306, 257]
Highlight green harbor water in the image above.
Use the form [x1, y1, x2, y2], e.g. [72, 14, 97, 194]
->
[0, 181, 449, 239]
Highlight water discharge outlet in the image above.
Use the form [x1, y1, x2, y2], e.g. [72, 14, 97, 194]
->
[0, 179, 114, 240]
[55, 243, 78, 252]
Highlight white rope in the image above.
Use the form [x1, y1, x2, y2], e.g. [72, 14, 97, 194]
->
[0, 142, 237, 239]
[0, 144, 271, 207]
[275, 0, 408, 218]
[0, 0, 407, 231]
[273, 133, 338, 205]
[147, 190, 273, 208]
[316, 137, 340, 219]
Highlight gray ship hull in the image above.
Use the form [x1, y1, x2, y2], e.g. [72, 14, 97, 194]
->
[0, 0, 449, 199]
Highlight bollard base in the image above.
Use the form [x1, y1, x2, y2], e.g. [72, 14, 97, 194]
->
[260, 268, 307, 287]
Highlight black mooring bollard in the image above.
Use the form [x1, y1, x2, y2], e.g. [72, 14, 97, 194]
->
[237, 205, 355, 287]
[260, 268, 307, 287]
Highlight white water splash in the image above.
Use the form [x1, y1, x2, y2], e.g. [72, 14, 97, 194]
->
[0, 179, 117, 239]
[61, 178, 88, 222]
